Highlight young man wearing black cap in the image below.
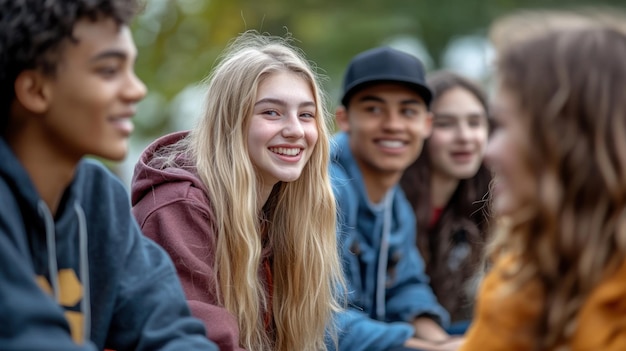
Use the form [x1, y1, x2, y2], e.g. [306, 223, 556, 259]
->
[331, 47, 464, 351]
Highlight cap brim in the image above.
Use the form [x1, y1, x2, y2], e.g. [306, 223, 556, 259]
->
[341, 78, 433, 108]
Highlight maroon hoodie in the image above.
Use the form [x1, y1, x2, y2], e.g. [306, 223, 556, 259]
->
[131, 131, 249, 351]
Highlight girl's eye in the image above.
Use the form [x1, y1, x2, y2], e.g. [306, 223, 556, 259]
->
[468, 116, 487, 128]
[263, 110, 280, 116]
[300, 112, 315, 119]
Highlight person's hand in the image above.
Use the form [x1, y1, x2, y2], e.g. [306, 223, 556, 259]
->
[413, 316, 449, 342]
[404, 337, 439, 350]
[433, 336, 464, 351]
[404, 336, 464, 351]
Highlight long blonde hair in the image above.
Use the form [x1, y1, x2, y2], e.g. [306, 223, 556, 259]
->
[488, 10, 626, 350]
[154, 31, 344, 350]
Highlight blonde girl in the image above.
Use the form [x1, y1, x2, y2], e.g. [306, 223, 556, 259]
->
[131, 31, 344, 351]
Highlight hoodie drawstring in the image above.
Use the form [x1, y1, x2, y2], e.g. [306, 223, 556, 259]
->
[74, 202, 91, 342]
[375, 190, 394, 320]
[39, 201, 60, 302]
[37, 200, 91, 343]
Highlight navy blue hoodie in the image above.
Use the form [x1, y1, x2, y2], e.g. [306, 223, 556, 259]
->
[0, 137, 217, 350]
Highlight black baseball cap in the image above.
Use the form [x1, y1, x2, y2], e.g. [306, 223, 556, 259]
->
[340, 46, 432, 108]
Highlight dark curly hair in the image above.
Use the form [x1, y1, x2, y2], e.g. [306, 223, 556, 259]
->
[0, 0, 142, 133]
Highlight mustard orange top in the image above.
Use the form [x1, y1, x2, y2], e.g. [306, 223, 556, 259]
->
[461, 256, 626, 351]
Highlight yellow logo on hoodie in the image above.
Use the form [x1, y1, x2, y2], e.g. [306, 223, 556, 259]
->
[36, 269, 84, 344]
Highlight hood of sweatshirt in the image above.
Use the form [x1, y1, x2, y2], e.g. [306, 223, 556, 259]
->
[131, 131, 280, 350]
[131, 131, 207, 206]
[131, 129, 276, 264]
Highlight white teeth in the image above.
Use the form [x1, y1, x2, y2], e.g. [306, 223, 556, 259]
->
[270, 147, 300, 156]
[378, 140, 404, 148]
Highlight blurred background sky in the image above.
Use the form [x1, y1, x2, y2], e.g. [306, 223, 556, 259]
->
[114, 0, 626, 186]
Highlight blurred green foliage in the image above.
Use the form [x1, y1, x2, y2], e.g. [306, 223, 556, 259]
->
[129, 0, 625, 146]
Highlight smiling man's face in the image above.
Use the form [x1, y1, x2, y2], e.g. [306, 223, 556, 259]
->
[337, 83, 432, 181]
[36, 17, 146, 163]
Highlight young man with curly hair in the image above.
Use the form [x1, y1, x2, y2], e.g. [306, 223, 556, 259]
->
[0, 1, 218, 350]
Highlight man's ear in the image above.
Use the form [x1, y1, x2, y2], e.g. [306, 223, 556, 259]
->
[335, 106, 350, 132]
[14, 70, 52, 114]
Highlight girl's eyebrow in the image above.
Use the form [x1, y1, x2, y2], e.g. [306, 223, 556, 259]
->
[254, 98, 315, 109]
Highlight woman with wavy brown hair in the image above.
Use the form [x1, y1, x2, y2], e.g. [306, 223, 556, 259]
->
[461, 10, 626, 351]
[400, 71, 491, 327]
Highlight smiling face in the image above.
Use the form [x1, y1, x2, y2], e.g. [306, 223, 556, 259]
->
[428, 87, 489, 181]
[485, 87, 535, 216]
[247, 70, 318, 190]
[37, 17, 146, 162]
[337, 83, 432, 180]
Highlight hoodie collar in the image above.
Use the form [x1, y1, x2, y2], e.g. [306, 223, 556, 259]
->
[332, 132, 396, 210]
[0, 137, 43, 213]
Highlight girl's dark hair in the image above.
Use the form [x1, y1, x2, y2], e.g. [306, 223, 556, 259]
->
[400, 70, 492, 321]
[0, 0, 142, 132]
